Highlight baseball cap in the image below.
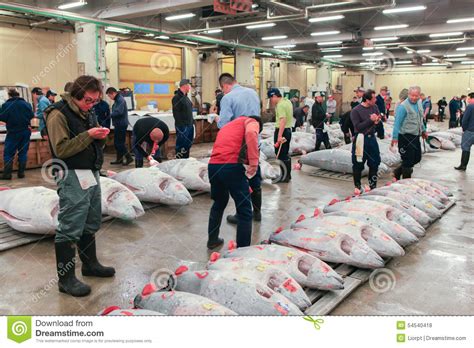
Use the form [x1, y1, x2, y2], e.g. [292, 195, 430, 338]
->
[179, 79, 190, 87]
[31, 87, 43, 95]
[314, 91, 325, 97]
[380, 86, 388, 91]
[46, 89, 57, 97]
[354, 87, 365, 92]
[267, 88, 281, 98]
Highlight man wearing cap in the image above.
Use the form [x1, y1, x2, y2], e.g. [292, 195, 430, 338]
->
[350, 89, 382, 190]
[311, 92, 332, 151]
[375, 86, 388, 139]
[269, 88, 293, 182]
[46, 90, 57, 104]
[172, 79, 194, 159]
[32, 87, 50, 139]
[217, 73, 262, 224]
[353, 87, 365, 108]
[326, 94, 337, 119]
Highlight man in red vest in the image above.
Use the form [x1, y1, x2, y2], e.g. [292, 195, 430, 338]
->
[207, 116, 262, 249]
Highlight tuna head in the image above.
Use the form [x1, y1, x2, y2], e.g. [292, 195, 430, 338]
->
[296, 253, 344, 290]
[157, 176, 193, 205]
[100, 177, 145, 220]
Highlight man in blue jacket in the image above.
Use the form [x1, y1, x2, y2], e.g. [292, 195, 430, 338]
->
[0, 89, 34, 180]
[455, 93, 474, 171]
[32, 87, 51, 138]
[449, 96, 461, 129]
[106, 87, 132, 165]
[375, 86, 388, 139]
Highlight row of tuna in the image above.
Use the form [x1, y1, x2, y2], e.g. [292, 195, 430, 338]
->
[100, 178, 454, 316]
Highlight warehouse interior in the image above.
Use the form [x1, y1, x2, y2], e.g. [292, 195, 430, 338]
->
[0, 0, 473, 316]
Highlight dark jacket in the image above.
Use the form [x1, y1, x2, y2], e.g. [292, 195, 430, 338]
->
[293, 107, 307, 123]
[0, 97, 34, 133]
[462, 104, 474, 132]
[376, 94, 386, 116]
[311, 101, 326, 129]
[172, 89, 194, 127]
[133, 117, 170, 157]
[449, 98, 460, 121]
[94, 100, 111, 128]
[339, 111, 355, 135]
[111, 93, 129, 128]
[350, 103, 379, 135]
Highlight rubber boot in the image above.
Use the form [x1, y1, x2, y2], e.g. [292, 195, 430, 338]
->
[454, 151, 470, 171]
[208, 209, 225, 249]
[251, 188, 262, 221]
[17, 162, 26, 179]
[393, 166, 402, 180]
[110, 153, 123, 165]
[135, 158, 144, 168]
[353, 170, 362, 190]
[77, 234, 115, 277]
[401, 167, 413, 179]
[122, 152, 133, 166]
[368, 168, 378, 190]
[226, 214, 238, 225]
[1, 162, 13, 180]
[280, 159, 292, 183]
[55, 241, 91, 297]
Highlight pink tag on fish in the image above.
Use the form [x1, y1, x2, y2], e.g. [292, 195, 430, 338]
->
[313, 208, 321, 217]
[274, 226, 283, 234]
[354, 188, 361, 195]
[295, 214, 305, 223]
[328, 198, 339, 206]
[228, 240, 237, 251]
[175, 265, 188, 276]
[141, 283, 157, 297]
[209, 252, 220, 262]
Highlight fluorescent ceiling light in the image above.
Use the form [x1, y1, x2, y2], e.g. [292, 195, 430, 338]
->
[444, 53, 466, 57]
[321, 48, 341, 52]
[374, 45, 388, 49]
[429, 32, 463, 38]
[262, 35, 287, 41]
[417, 49, 431, 53]
[246, 23, 276, 29]
[360, 62, 377, 65]
[106, 26, 130, 34]
[317, 41, 343, 46]
[457, 46, 474, 51]
[155, 35, 170, 40]
[461, 60, 474, 65]
[394, 60, 412, 64]
[273, 44, 296, 49]
[251, 4, 259, 9]
[259, 52, 272, 56]
[363, 47, 374, 51]
[446, 57, 466, 62]
[205, 29, 222, 34]
[309, 15, 344, 23]
[165, 13, 195, 21]
[144, 33, 154, 37]
[362, 52, 384, 56]
[323, 55, 343, 58]
[374, 24, 408, 30]
[447, 17, 474, 24]
[366, 56, 384, 61]
[383, 6, 426, 14]
[58, 1, 87, 9]
[310, 30, 340, 37]
[371, 36, 399, 42]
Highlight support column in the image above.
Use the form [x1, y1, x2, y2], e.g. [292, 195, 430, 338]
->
[316, 64, 331, 94]
[75, 23, 107, 84]
[235, 48, 255, 89]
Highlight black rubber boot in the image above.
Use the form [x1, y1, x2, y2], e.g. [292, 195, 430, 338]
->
[280, 159, 292, 183]
[78, 234, 115, 277]
[110, 153, 123, 165]
[454, 151, 470, 171]
[55, 241, 91, 297]
[393, 166, 402, 180]
[122, 153, 133, 166]
[207, 238, 224, 250]
[17, 162, 26, 179]
[353, 170, 362, 190]
[226, 214, 238, 225]
[401, 167, 413, 179]
[135, 158, 144, 168]
[251, 188, 262, 221]
[368, 168, 378, 190]
[1, 162, 13, 180]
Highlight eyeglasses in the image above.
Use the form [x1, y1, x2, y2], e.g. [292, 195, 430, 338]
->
[83, 96, 100, 105]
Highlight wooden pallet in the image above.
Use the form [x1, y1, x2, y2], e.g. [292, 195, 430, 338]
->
[307, 168, 354, 182]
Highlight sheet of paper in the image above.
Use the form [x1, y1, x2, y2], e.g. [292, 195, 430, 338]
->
[75, 169, 98, 190]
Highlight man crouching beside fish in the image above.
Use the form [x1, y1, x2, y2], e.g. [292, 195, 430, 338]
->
[207, 116, 262, 249]
[45, 75, 115, 297]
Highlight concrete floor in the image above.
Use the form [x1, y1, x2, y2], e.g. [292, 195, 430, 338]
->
[0, 125, 473, 315]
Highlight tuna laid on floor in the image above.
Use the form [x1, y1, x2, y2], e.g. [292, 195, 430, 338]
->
[153, 158, 210, 192]
[222, 244, 344, 290]
[172, 268, 304, 315]
[323, 200, 426, 238]
[317, 211, 418, 247]
[377, 183, 446, 210]
[394, 180, 451, 204]
[396, 178, 453, 197]
[134, 285, 237, 315]
[260, 159, 281, 181]
[292, 215, 405, 257]
[0, 186, 58, 234]
[269, 226, 384, 269]
[98, 306, 163, 316]
[206, 257, 311, 310]
[99, 177, 145, 220]
[111, 168, 192, 205]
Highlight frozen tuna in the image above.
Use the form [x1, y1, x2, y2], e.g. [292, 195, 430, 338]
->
[153, 158, 210, 192]
[377, 183, 446, 209]
[111, 168, 192, 205]
[0, 186, 58, 234]
[223, 244, 343, 290]
[260, 159, 281, 181]
[99, 177, 145, 220]
[396, 178, 452, 197]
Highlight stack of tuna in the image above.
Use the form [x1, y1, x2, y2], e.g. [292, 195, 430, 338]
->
[105, 178, 454, 315]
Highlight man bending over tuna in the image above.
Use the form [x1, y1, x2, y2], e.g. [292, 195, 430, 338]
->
[207, 116, 262, 249]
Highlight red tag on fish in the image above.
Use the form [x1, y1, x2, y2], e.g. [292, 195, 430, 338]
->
[293, 163, 302, 170]
[313, 208, 321, 217]
[256, 245, 265, 250]
[141, 283, 157, 297]
[282, 279, 297, 293]
[161, 291, 175, 299]
[364, 184, 371, 192]
[345, 196, 352, 202]
[175, 265, 189, 276]
[274, 226, 283, 234]
[328, 198, 340, 206]
[100, 306, 121, 315]
[120, 311, 134, 316]
[274, 303, 289, 316]
[209, 252, 220, 262]
[195, 271, 209, 279]
[296, 214, 305, 223]
[228, 240, 237, 251]
[321, 264, 331, 273]
[354, 188, 361, 196]
[392, 177, 397, 182]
